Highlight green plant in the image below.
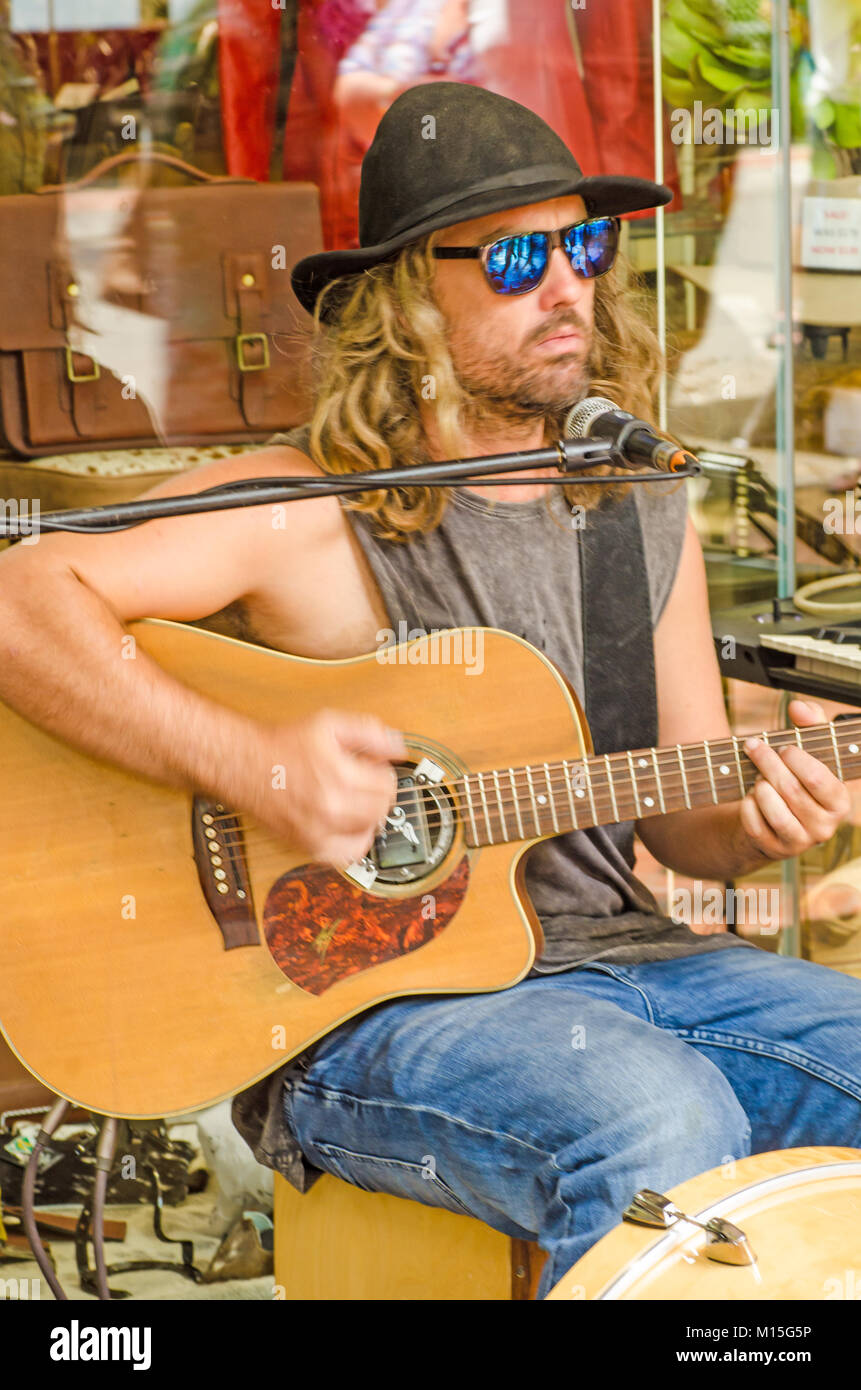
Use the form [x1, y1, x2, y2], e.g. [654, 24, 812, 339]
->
[807, 5, 861, 176]
[661, 0, 807, 139]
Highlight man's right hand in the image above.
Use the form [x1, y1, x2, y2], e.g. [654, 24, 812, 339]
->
[247, 710, 407, 866]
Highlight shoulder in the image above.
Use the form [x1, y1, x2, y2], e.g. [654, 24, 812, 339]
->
[632, 479, 689, 625]
[138, 443, 345, 546]
[632, 475, 689, 536]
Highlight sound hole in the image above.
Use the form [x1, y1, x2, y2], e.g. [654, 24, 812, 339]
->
[369, 765, 455, 884]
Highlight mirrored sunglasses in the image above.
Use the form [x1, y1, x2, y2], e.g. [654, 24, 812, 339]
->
[433, 216, 620, 295]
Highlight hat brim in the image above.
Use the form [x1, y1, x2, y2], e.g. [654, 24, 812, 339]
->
[291, 174, 673, 319]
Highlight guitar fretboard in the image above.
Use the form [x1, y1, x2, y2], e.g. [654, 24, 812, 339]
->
[455, 719, 861, 847]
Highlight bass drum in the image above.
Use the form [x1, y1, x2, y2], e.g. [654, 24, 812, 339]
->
[547, 1146, 861, 1300]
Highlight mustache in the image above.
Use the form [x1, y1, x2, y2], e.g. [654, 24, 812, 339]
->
[527, 313, 591, 346]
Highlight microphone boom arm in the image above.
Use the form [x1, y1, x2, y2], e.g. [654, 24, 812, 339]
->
[0, 438, 700, 538]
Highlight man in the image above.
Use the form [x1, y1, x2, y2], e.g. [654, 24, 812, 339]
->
[1, 84, 859, 1299]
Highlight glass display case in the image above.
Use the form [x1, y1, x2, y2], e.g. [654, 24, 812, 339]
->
[1, 0, 860, 968]
[651, 0, 861, 967]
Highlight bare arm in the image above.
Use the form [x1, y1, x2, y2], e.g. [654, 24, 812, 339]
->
[0, 455, 279, 796]
[0, 449, 402, 862]
[636, 517, 850, 877]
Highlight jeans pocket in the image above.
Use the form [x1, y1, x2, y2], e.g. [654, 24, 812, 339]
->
[310, 1141, 475, 1218]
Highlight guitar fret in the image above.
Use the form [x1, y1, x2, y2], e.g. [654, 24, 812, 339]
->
[603, 753, 619, 822]
[470, 718, 861, 851]
[626, 750, 642, 817]
[703, 741, 718, 804]
[491, 769, 509, 841]
[524, 765, 542, 835]
[731, 734, 745, 796]
[462, 776, 479, 843]
[677, 744, 691, 809]
[476, 771, 494, 844]
[561, 761, 578, 829]
[508, 768, 524, 839]
[585, 760, 598, 826]
[829, 723, 844, 780]
[543, 762, 560, 833]
[650, 748, 666, 813]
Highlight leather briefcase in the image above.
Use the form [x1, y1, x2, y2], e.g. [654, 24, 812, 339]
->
[0, 151, 322, 457]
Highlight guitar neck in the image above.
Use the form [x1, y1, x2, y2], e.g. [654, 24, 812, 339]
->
[458, 718, 861, 848]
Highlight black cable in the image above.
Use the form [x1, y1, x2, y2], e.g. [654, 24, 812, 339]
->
[1, 465, 697, 538]
[91, 1116, 118, 1301]
[21, 1096, 69, 1301]
[0, 433, 701, 538]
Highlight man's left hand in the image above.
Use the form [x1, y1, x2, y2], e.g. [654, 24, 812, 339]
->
[739, 699, 852, 861]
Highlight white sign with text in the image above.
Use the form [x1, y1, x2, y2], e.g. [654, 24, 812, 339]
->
[801, 196, 861, 271]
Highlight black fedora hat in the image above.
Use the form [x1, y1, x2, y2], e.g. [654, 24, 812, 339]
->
[291, 82, 672, 319]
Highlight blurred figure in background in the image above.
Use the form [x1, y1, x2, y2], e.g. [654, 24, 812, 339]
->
[330, 0, 475, 244]
[218, 0, 678, 247]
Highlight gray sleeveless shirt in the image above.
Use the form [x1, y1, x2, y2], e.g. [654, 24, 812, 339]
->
[231, 426, 750, 1185]
[273, 424, 747, 969]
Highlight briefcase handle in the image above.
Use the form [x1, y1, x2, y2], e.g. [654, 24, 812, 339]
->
[37, 149, 255, 195]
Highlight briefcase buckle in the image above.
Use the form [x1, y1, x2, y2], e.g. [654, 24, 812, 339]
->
[236, 332, 270, 372]
[65, 346, 101, 383]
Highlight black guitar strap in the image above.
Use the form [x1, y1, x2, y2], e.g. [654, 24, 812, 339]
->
[579, 488, 658, 864]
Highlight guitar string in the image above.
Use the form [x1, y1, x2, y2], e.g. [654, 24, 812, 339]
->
[202, 729, 861, 840]
[202, 724, 861, 831]
[206, 740, 861, 856]
[205, 734, 861, 841]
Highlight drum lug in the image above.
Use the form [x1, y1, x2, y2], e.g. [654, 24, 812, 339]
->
[624, 1188, 757, 1267]
[703, 1217, 756, 1267]
[623, 1189, 683, 1228]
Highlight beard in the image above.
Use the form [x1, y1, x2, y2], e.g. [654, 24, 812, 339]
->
[449, 308, 594, 429]
[441, 308, 631, 509]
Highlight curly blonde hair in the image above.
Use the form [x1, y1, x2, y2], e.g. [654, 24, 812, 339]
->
[305, 229, 665, 539]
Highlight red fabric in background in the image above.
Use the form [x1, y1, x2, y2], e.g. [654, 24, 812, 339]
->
[576, 0, 681, 213]
[217, 0, 282, 182]
[218, 0, 357, 243]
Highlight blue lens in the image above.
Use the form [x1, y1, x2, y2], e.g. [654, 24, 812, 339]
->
[485, 232, 550, 294]
[563, 217, 617, 278]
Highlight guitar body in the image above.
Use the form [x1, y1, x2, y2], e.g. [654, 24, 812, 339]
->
[0, 621, 590, 1119]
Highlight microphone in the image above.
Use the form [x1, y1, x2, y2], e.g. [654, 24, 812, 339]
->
[564, 396, 698, 474]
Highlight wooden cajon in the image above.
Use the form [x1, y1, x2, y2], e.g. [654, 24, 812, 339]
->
[273, 1171, 545, 1300]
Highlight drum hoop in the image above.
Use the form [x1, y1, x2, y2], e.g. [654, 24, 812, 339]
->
[595, 1160, 861, 1301]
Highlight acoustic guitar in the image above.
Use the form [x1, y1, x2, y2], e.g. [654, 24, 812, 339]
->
[2, 620, 859, 1120]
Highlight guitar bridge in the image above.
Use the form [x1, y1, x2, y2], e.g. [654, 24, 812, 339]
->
[191, 797, 259, 949]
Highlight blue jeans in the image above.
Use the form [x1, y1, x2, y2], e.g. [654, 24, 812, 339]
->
[282, 946, 861, 1298]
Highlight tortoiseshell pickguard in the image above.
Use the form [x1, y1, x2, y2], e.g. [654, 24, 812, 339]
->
[262, 857, 470, 995]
